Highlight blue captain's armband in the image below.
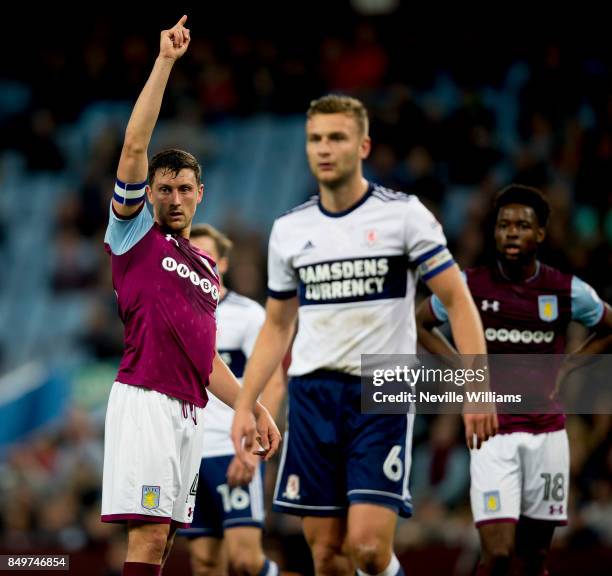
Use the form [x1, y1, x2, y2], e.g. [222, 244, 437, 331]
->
[415, 246, 454, 281]
[113, 178, 147, 206]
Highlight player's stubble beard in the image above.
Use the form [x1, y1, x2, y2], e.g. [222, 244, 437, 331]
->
[158, 206, 190, 235]
[316, 161, 358, 191]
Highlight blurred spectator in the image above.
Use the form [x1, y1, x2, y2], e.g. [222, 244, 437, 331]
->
[22, 108, 65, 172]
[51, 228, 100, 292]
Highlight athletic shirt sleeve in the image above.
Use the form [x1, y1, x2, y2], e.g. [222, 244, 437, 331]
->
[267, 219, 298, 299]
[571, 276, 605, 327]
[104, 200, 154, 255]
[242, 302, 266, 356]
[404, 199, 455, 281]
[429, 271, 467, 323]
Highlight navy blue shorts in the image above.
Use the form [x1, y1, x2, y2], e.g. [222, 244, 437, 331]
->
[273, 371, 413, 517]
[177, 454, 265, 539]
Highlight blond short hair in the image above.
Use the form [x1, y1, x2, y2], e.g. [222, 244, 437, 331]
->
[307, 94, 369, 135]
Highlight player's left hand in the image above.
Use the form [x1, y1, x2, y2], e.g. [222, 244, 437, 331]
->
[463, 411, 498, 450]
[226, 454, 257, 487]
[159, 15, 191, 61]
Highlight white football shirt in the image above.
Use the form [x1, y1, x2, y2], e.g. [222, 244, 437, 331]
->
[268, 183, 454, 376]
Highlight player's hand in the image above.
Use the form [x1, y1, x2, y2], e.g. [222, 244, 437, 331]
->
[549, 373, 561, 401]
[550, 364, 571, 401]
[231, 406, 258, 471]
[463, 411, 498, 450]
[252, 403, 281, 462]
[160, 15, 191, 61]
[226, 454, 257, 487]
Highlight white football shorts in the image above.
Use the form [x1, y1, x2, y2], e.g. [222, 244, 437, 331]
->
[470, 429, 569, 527]
[101, 382, 205, 527]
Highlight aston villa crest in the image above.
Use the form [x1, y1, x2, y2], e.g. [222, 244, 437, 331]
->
[142, 485, 161, 510]
[538, 295, 558, 322]
[484, 490, 501, 513]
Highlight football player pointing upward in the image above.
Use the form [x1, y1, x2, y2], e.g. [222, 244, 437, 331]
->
[101, 17, 279, 576]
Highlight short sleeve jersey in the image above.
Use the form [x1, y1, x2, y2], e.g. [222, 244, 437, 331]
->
[104, 202, 220, 407]
[268, 183, 454, 376]
[430, 262, 605, 433]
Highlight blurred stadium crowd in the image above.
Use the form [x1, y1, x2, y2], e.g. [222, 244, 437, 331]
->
[0, 4, 611, 574]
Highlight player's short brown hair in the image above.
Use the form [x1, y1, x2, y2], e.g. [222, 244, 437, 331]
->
[307, 94, 369, 135]
[149, 149, 202, 186]
[190, 223, 233, 259]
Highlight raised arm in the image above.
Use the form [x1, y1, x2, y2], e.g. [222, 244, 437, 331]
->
[113, 15, 190, 217]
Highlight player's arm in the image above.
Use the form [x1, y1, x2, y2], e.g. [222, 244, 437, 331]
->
[571, 302, 612, 355]
[113, 16, 190, 218]
[208, 351, 245, 409]
[426, 265, 498, 448]
[231, 297, 298, 465]
[225, 365, 286, 487]
[258, 365, 286, 422]
[426, 266, 485, 355]
[208, 351, 280, 463]
[226, 366, 286, 487]
[226, 305, 288, 487]
[553, 301, 612, 398]
[243, 303, 288, 422]
[563, 281, 612, 363]
[415, 297, 458, 358]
